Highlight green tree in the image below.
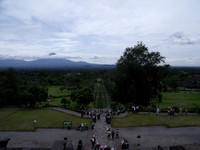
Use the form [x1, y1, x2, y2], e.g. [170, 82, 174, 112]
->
[115, 42, 168, 106]
[0, 68, 21, 106]
[70, 87, 93, 106]
[61, 97, 70, 107]
[20, 85, 48, 107]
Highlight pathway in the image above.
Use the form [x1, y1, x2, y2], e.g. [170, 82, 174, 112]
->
[49, 107, 82, 117]
[88, 110, 117, 149]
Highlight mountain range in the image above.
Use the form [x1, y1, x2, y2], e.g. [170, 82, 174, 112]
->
[0, 59, 115, 69]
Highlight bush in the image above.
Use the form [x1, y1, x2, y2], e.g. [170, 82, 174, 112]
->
[61, 97, 70, 107]
[69, 101, 79, 110]
[173, 106, 179, 112]
[189, 105, 200, 113]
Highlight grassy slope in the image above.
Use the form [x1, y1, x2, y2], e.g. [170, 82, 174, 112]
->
[48, 86, 71, 106]
[0, 108, 200, 131]
[0, 108, 91, 131]
[112, 114, 200, 128]
[160, 92, 200, 109]
[95, 83, 106, 108]
[48, 86, 70, 97]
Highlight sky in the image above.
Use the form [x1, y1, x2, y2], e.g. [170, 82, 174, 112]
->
[0, 0, 200, 66]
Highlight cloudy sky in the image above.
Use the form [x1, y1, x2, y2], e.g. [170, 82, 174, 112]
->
[0, 0, 200, 66]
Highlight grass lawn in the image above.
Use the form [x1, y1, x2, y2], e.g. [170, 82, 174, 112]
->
[1, 108, 200, 131]
[94, 83, 106, 108]
[0, 108, 91, 131]
[48, 86, 71, 106]
[48, 86, 70, 97]
[49, 97, 63, 106]
[112, 114, 200, 128]
[160, 92, 200, 110]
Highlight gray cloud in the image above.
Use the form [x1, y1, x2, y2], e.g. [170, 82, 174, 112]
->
[48, 52, 56, 56]
[90, 56, 102, 59]
[170, 32, 194, 45]
[0, 0, 200, 66]
[65, 56, 82, 59]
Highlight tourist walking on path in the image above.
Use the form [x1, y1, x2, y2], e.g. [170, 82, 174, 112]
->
[111, 129, 115, 140]
[90, 135, 96, 149]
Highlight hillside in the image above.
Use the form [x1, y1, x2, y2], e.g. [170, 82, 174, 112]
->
[0, 59, 115, 69]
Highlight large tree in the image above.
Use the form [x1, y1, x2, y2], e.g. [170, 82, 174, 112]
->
[0, 68, 21, 106]
[115, 42, 169, 106]
[70, 87, 94, 106]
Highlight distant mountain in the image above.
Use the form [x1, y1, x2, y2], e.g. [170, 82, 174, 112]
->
[0, 59, 115, 69]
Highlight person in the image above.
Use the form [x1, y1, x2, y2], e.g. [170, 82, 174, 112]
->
[90, 135, 96, 149]
[106, 115, 111, 124]
[179, 107, 182, 115]
[80, 123, 84, 131]
[77, 139, 82, 150]
[111, 129, 115, 139]
[93, 113, 96, 123]
[156, 107, 160, 114]
[97, 112, 100, 120]
[84, 123, 88, 130]
[107, 128, 112, 140]
[94, 142, 100, 150]
[104, 145, 109, 150]
[116, 128, 119, 139]
[132, 106, 136, 113]
[76, 123, 80, 130]
[88, 111, 91, 118]
[185, 108, 188, 114]
[99, 145, 103, 150]
[121, 139, 129, 149]
[81, 109, 84, 118]
[92, 121, 95, 129]
[117, 109, 120, 115]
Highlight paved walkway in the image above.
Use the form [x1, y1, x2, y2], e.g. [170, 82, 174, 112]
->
[49, 107, 126, 148]
[1, 107, 200, 149]
[86, 110, 117, 149]
[49, 107, 82, 117]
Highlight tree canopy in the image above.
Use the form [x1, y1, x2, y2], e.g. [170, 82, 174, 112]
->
[0, 68, 48, 107]
[114, 42, 169, 106]
[70, 87, 94, 106]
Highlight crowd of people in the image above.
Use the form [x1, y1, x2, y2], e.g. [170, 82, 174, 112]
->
[106, 128, 119, 140]
[155, 106, 189, 116]
[89, 109, 130, 150]
[78, 109, 130, 149]
[90, 134, 115, 150]
[77, 110, 102, 131]
[76, 123, 88, 131]
[76, 106, 194, 149]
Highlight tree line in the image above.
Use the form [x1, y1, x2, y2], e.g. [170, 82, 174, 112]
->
[0, 68, 48, 107]
[0, 68, 98, 108]
[1, 42, 199, 109]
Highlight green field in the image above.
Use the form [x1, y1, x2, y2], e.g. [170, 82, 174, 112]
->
[48, 86, 70, 97]
[0, 107, 200, 131]
[48, 86, 71, 106]
[112, 113, 200, 128]
[0, 108, 91, 131]
[160, 92, 200, 110]
[1, 91, 200, 131]
[94, 81, 106, 108]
